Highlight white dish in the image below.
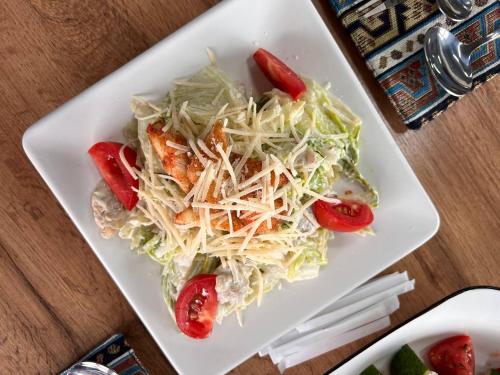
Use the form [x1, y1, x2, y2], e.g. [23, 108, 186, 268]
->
[22, 0, 439, 374]
[329, 287, 500, 374]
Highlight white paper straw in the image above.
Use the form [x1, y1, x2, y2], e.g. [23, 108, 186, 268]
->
[269, 295, 399, 364]
[296, 278, 414, 333]
[259, 272, 412, 356]
[312, 272, 409, 317]
[277, 316, 391, 373]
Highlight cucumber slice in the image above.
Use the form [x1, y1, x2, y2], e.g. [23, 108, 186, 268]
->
[360, 364, 383, 375]
[390, 344, 430, 375]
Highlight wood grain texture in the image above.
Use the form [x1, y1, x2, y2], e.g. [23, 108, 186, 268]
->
[0, 0, 498, 374]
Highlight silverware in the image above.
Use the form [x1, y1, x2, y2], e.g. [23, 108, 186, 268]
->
[436, 0, 472, 21]
[356, 0, 401, 18]
[424, 26, 500, 96]
[358, 0, 472, 20]
[67, 361, 119, 375]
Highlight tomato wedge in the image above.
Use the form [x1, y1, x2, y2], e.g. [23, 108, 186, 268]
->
[312, 199, 374, 232]
[428, 335, 475, 375]
[88, 142, 139, 210]
[175, 274, 217, 339]
[253, 48, 306, 100]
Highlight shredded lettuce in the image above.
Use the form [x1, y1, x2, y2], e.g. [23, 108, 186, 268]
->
[170, 65, 247, 135]
[309, 163, 336, 193]
[287, 228, 329, 281]
[96, 61, 379, 326]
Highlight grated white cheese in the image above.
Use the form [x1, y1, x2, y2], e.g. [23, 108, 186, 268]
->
[119, 143, 139, 180]
[165, 140, 189, 152]
[197, 139, 218, 160]
[238, 162, 278, 190]
[216, 143, 238, 191]
[223, 128, 291, 138]
[188, 138, 208, 167]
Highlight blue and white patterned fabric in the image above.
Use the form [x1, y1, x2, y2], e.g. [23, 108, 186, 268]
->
[329, 0, 499, 128]
[61, 334, 148, 375]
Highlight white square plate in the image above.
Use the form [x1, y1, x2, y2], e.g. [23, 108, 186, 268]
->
[22, 0, 439, 374]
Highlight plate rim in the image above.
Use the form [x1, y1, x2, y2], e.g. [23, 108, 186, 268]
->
[325, 285, 500, 374]
[20, 0, 441, 373]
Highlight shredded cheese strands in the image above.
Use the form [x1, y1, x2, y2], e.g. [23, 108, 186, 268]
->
[204, 207, 213, 236]
[238, 161, 279, 190]
[223, 128, 291, 138]
[206, 47, 217, 65]
[119, 143, 139, 180]
[216, 143, 238, 191]
[288, 129, 311, 177]
[213, 161, 227, 199]
[184, 161, 212, 204]
[212, 88, 225, 105]
[200, 163, 216, 202]
[237, 207, 286, 253]
[135, 105, 171, 121]
[179, 101, 198, 134]
[188, 138, 208, 167]
[263, 155, 273, 229]
[271, 155, 303, 193]
[148, 200, 187, 252]
[165, 140, 189, 152]
[219, 183, 262, 204]
[222, 198, 269, 211]
[192, 202, 266, 212]
[214, 103, 229, 120]
[126, 79, 368, 322]
[197, 139, 218, 160]
[233, 137, 258, 177]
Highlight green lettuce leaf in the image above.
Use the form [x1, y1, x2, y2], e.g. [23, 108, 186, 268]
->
[287, 228, 329, 281]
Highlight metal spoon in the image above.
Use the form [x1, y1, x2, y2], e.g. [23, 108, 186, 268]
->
[436, 0, 472, 21]
[424, 26, 500, 97]
[67, 361, 119, 375]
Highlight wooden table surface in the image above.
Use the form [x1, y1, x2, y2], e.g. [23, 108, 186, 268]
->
[1, 0, 498, 374]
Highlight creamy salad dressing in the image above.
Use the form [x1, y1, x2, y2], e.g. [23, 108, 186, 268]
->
[91, 180, 128, 239]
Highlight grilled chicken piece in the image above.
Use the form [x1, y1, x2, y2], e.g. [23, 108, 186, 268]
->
[205, 119, 228, 154]
[147, 120, 192, 193]
[174, 207, 244, 232]
[213, 212, 244, 232]
[187, 120, 228, 185]
[240, 198, 283, 234]
[240, 158, 288, 187]
[174, 207, 198, 226]
[186, 120, 229, 202]
[187, 157, 204, 186]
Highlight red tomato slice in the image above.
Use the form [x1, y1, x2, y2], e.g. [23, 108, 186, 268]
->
[312, 199, 374, 232]
[175, 274, 217, 339]
[428, 335, 475, 375]
[88, 142, 139, 210]
[253, 48, 306, 100]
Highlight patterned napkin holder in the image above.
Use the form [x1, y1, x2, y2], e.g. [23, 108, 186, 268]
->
[329, 0, 499, 128]
[61, 334, 148, 375]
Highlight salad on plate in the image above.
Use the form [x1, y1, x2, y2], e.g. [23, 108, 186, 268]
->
[88, 48, 378, 339]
